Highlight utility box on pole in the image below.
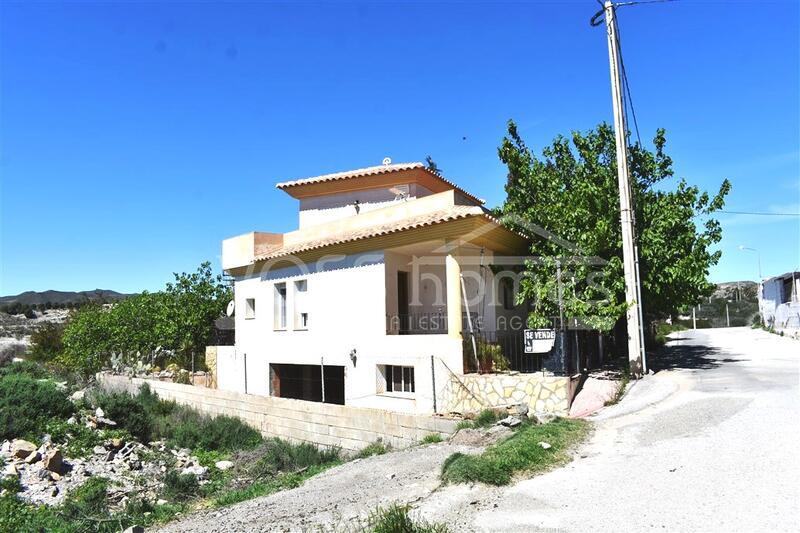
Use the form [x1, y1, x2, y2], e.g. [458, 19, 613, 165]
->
[603, 0, 645, 377]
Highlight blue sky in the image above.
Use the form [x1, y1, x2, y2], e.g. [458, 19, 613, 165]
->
[1, 0, 798, 295]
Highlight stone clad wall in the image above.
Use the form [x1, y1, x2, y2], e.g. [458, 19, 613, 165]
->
[441, 373, 571, 415]
[97, 373, 457, 452]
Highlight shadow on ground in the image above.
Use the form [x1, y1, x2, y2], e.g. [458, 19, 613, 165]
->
[648, 343, 724, 372]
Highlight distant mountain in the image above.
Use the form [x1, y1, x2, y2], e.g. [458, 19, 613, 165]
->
[0, 289, 132, 310]
[712, 281, 758, 302]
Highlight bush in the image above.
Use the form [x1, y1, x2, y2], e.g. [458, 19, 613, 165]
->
[95, 390, 153, 442]
[247, 439, 340, 479]
[421, 433, 443, 444]
[92, 385, 261, 452]
[356, 440, 388, 459]
[367, 504, 449, 533]
[0, 374, 75, 440]
[0, 360, 50, 379]
[473, 408, 502, 428]
[162, 470, 200, 501]
[28, 322, 65, 363]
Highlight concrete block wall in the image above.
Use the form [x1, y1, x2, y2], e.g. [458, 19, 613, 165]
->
[97, 373, 457, 452]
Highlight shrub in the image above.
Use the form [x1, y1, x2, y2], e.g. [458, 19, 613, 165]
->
[63, 477, 110, 517]
[356, 440, 388, 459]
[0, 360, 49, 379]
[367, 504, 450, 533]
[162, 470, 200, 501]
[0, 374, 75, 440]
[247, 438, 340, 479]
[473, 408, 502, 428]
[95, 390, 153, 442]
[421, 433, 443, 444]
[28, 322, 65, 363]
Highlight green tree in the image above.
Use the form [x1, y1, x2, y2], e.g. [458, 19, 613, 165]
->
[497, 121, 730, 332]
[28, 322, 65, 363]
[61, 262, 231, 374]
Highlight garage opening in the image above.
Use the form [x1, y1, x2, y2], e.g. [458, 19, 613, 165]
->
[269, 363, 345, 405]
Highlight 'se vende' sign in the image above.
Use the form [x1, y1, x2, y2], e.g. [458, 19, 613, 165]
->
[524, 329, 556, 354]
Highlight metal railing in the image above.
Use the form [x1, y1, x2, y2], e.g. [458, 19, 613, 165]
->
[462, 329, 545, 374]
[386, 312, 448, 335]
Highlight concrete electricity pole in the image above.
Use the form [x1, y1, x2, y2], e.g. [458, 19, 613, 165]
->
[603, 1, 645, 377]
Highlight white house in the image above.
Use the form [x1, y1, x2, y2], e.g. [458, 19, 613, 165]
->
[219, 162, 533, 414]
[759, 271, 800, 337]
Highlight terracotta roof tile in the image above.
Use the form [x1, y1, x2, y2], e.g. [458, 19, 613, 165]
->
[275, 162, 484, 205]
[254, 205, 489, 262]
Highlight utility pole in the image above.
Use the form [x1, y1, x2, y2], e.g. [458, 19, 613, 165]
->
[603, 1, 645, 377]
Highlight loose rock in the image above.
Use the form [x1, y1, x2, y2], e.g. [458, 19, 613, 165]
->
[538, 441, 552, 449]
[24, 451, 41, 464]
[12, 439, 37, 459]
[215, 460, 234, 471]
[43, 449, 63, 473]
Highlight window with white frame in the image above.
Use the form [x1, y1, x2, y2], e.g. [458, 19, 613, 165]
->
[294, 279, 309, 329]
[382, 365, 415, 394]
[245, 298, 256, 319]
[274, 283, 287, 330]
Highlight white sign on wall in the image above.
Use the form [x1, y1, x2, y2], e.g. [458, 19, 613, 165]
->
[524, 329, 556, 354]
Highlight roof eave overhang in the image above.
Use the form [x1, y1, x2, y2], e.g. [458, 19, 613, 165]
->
[225, 216, 529, 277]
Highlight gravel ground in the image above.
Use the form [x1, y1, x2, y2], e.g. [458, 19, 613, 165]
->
[156, 440, 489, 533]
[157, 327, 799, 532]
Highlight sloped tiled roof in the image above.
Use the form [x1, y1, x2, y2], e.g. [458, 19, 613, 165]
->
[275, 162, 484, 205]
[254, 205, 490, 261]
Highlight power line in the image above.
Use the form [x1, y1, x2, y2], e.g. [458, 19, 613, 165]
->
[721, 210, 800, 217]
[614, 20, 642, 147]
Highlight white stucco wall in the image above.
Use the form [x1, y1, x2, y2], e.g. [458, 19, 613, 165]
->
[227, 250, 464, 414]
[298, 184, 433, 228]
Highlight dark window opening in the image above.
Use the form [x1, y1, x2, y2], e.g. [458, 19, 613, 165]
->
[270, 363, 345, 405]
[384, 365, 415, 393]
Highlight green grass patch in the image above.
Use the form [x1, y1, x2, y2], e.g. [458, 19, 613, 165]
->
[421, 433, 443, 444]
[365, 503, 449, 533]
[356, 440, 389, 459]
[213, 462, 340, 507]
[441, 418, 590, 486]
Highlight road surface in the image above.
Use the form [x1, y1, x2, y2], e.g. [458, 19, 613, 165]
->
[419, 327, 800, 532]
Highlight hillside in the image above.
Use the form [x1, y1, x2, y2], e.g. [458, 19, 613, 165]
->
[0, 289, 131, 313]
[712, 281, 758, 302]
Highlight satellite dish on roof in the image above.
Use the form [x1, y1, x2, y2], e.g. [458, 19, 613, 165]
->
[226, 300, 235, 317]
[382, 157, 392, 166]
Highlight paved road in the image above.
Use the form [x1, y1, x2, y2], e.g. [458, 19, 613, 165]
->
[420, 327, 800, 532]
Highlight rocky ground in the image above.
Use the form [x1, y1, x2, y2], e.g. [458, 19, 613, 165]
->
[1, 403, 212, 510]
[0, 309, 69, 362]
[156, 425, 521, 532]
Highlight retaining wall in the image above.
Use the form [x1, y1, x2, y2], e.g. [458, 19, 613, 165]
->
[96, 373, 457, 452]
[441, 372, 572, 415]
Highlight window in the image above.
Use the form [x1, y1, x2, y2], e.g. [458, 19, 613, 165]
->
[274, 283, 287, 329]
[294, 280, 309, 329]
[383, 365, 415, 394]
[245, 298, 256, 319]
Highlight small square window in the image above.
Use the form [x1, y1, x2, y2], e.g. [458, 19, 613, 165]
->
[245, 298, 256, 319]
[382, 365, 415, 394]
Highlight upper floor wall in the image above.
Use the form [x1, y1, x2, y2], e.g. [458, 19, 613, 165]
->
[298, 183, 434, 228]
